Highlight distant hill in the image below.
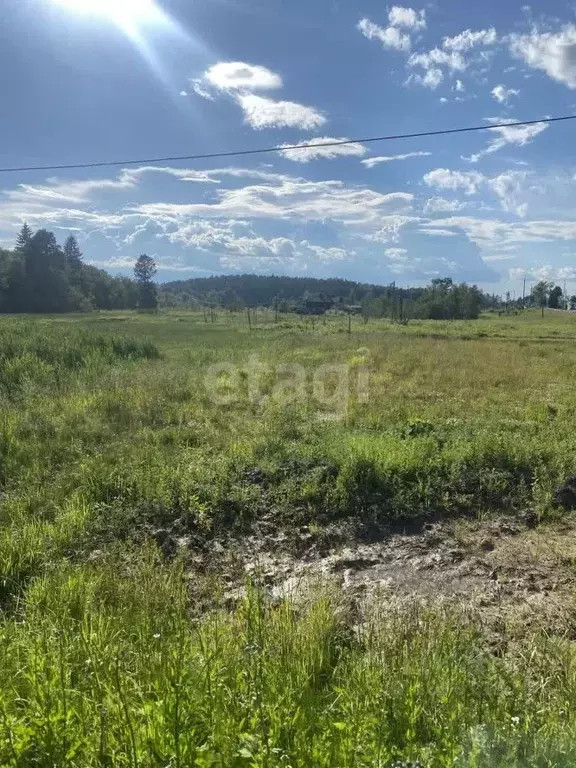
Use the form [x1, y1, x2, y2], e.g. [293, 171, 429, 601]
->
[160, 273, 492, 320]
[161, 274, 389, 309]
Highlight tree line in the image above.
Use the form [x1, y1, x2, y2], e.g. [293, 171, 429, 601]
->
[1, 227, 572, 320]
[162, 274, 489, 320]
[0, 225, 158, 313]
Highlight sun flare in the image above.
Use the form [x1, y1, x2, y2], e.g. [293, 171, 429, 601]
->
[52, 0, 157, 29]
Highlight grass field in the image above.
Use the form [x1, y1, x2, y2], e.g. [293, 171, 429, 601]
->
[2, 309, 576, 765]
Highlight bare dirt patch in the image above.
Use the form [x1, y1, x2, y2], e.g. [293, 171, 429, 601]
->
[185, 514, 576, 638]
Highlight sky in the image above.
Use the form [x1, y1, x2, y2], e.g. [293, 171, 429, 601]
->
[2, 0, 576, 293]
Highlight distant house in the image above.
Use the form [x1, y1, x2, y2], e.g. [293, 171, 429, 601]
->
[300, 298, 334, 315]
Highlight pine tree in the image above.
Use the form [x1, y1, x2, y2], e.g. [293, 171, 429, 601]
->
[24, 230, 70, 313]
[64, 235, 83, 273]
[15, 223, 33, 252]
[134, 254, 158, 310]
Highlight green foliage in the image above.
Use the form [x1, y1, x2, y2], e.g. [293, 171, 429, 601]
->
[548, 285, 563, 309]
[0, 310, 575, 763]
[0, 226, 142, 313]
[134, 254, 158, 310]
[1, 568, 576, 766]
[161, 274, 492, 320]
[531, 280, 554, 309]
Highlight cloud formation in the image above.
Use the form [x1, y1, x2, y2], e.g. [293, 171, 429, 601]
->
[465, 118, 548, 163]
[388, 6, 426, 30]
[203, 62, 282, 91]
[424, 197, 468, 214]
[279, 137, 366, 162]
[509, 24, 576, 89]
[491, 84, 519, 103]
[357, 6, 426, 52]
[357, 18, 411, 52]
[406, 27, 498, 89]
[362, 151, 431, 168]
[190, 61, 325, 131]
[423, 167, 539, 216]
[442, 28, 498, 52]
[237, 94, 326, 130]
[423, 169, 485, 195]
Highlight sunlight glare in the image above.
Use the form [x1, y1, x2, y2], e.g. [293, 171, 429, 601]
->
[52, 0, 158, 30]
[51, 0, 212, 112]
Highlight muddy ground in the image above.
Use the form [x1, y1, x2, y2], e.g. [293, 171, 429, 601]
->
[176, 513, 576, 638]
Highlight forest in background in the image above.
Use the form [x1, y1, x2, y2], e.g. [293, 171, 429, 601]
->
[0, 224, 572, 319]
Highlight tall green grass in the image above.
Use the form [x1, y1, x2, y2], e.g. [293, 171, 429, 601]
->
[0, 320, 159, 399]
[0, 310, 575, 764]
[1, 554, 576, 766]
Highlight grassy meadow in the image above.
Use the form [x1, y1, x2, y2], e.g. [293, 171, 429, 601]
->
[2, 309, 576, 765]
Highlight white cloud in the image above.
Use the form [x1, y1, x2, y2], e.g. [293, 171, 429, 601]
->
[509, 265, 576, 281]
[442, 28, 498, 52]
[357, 18, 411, 51]
[4, 166, 413, 244]
[426, 217, 576, 251]
[509, 24, 576, 88]
[418, 228, 458, 236]
[236, 94, 326, 130]
[483, 253, 516, 262]
[385, 247, 409, 260]
[491, 84, 519, 103]
[362, 151, 431, 168]
[190, 79, 215, 100]
[424, 167, 545, 217]
[409, 48, 467, 72]
[5, 173, 138, 204]
[424, 197, 467, 214]
[363, 216, 419, 243]
[407, 48, 466, 88]
[455, 79, 465, 92]
[191, 61, 326, 132]
[407, 27, 498, 89]
[409, 68, 444, 89]
[131, 177, 414, 226]
[203, 61, 282, 91]
[488, 171, 529, 217]
[170, 221, 296, 258]
[465, 118, 548, 162]
[388, 6, 426, 30]
[384, 247, 424, 274]
[423, 169, 485, 195]
[304, 243, 349, 262]
[279, 137, 366, 162]
[163, 219, 352, 272]
[89, 254, 203, 273]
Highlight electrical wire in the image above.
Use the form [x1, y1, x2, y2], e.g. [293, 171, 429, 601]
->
[0, 114, 574, 175]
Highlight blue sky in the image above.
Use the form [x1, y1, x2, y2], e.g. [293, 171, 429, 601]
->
[2, 0, 576, 293]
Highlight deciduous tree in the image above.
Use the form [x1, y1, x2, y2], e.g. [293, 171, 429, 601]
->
[134, 254, 158, 310]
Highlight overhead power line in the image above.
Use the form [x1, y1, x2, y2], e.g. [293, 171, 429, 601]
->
[1, 114, 575, 175]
